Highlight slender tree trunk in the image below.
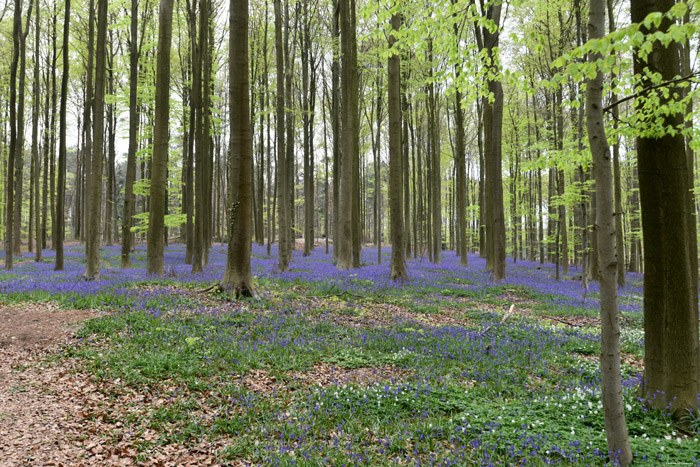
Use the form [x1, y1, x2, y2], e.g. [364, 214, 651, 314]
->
[274, 0, 289, 272]
[388, 12, 407, 280]
[85, 0, 108, 280]
[5, 0, 21, 270]
[146, 0, 174, 275]
[32, 0, 40, 260]
[14, 0, 33, 257]
[121, 0, 140, 268]
[607, 0, 625, 286]
[587, 1, 633, 463]
[55, 0, 70, 271]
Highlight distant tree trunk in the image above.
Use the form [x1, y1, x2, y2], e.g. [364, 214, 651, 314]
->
[105, 33, 116, 247]
[371, 69, 383, 265]
[452, 3, 467, 266]
[336, 0, 357, 270]
[274, 0, 289, 272]
[55, 0, 70, 271]
[14, 0, 33, 257]
[607, 0, 625, 287]
[219, 0, 255, 296]
[302, 2, 313, 257]
[587, 0, 632, 462]
[32, 0, 40, 260]
[388, 12, 407, 281]
[84, 0, 108, 280]
[5, 0, 21, 270]
[632, 0, 700, 416]
[146, 0, 174, 276]
[121, 0, 140, 268]
[331, 0, 340, 260]
[402, 92, 411, 259]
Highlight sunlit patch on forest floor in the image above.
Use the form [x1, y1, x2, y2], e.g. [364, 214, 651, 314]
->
[0, 243, 697, 466]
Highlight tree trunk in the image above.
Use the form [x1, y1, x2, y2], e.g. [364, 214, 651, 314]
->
[84, 0, 107, 280]
[5, 0, 21, 270]
[14, 0, 33, 257]
[587, 0, 632, 462]
[220, 0, 255, 296]
[274, 0, 289, 272]
[32, 0, 40, 260]
[336, 0, 357, 270]
[55, 0, 70, 271]
[121, 0, 140, 268]
[388, 12, 407, 281]
[146, 0, 174, 276]
[632, 0, 700, 416]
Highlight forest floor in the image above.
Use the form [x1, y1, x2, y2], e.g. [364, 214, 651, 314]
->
[0, 243, 698, 466]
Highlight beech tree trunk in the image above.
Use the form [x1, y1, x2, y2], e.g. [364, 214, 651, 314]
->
[275, 0, 290, 272]
[147, 0, 175, 276]
[632, 0, 700, 416]
[336, 0, 357, 270]
[587, 0, 632, 462]
[388, 12, 407, 281]
[84, 0, 108, 280]
[121, 0, 140, 268]
[55, 0, 70, 271]
[220, 0, 255, 296]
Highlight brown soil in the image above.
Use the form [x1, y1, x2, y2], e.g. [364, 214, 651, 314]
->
[0, 303, 236, 466]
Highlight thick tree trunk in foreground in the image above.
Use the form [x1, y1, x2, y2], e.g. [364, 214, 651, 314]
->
[587, 0, 632, 462]
[220, 0, 255, 297]
[631, 0, 700, 416]
[388, 13, 407, 281]
[146, 0, 174, 276]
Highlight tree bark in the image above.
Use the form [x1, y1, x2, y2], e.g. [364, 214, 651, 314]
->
[147, 0, 174, 276]
[274, 0, 290, 272]
[388, 12, 407, 281]
[632, 0, 700, 416]
[121, 0, 141, 268]
[55, 0, 70, 271]
[587, 0, 633, 462]
[336, 0, 357, 270]
[84, 0, 108, 280]
[220, 0, 255, 297]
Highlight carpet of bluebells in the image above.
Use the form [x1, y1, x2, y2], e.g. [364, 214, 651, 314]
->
[1, 242, 699, 466]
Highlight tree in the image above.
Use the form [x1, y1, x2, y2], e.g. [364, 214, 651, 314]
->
[388, 10, 406, 281]
[218, 0, 255, 297]
[5, 0, 22, 271]
[84, 0, 108, 280]
[274, 0, 290, 272]
[631, 0, 700, 416]
[476, 0, 506, 280]
[55, 0, 71, 271]
[586, 0, 632, 462]
[336, 0, 358, 270]
[32, 0, 40, 262]
[121, 0, 148, 268]
[13, 0, 33, 257]
[147, 0, 175, 276]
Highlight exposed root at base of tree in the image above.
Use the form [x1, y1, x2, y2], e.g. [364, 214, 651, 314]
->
[197, 282, 258, 300]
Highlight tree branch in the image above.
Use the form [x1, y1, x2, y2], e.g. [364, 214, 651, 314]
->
[603, 72, 700, 112]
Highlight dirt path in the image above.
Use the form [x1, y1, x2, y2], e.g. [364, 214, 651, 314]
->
[0, 303, 245, 467]
[0, 303, 109, 466]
